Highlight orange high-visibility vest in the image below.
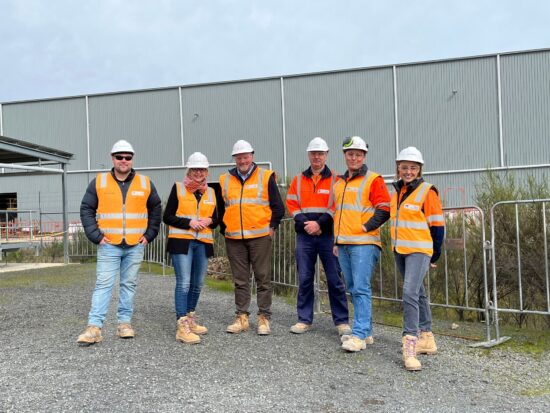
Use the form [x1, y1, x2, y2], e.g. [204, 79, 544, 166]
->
[286, 171, 337, 218]
[168, 183, 216, 244]
[390, 182, 441, 255]
[334, 171, 381, 246]
[96, 172, 150, 245]
[220, 167, 273, 239]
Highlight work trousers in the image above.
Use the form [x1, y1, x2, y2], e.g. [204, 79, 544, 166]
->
[295, 233, 349, 325]
[225, 235, 273, 317]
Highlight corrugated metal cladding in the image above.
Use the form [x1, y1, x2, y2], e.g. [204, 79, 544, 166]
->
[283, 68, 396, 178]
[396, 57, 500, 171]
[500, 51, 550, 166]
[1, 98, 88, 170]
[88, 89, 182, 170]
[180, 79, 284, 180]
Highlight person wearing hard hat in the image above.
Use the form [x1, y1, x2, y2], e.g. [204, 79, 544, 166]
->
[391, 146, 444, 371]
[333, 136, 391, 352]
[77, 140, 162, 346]
[162, 152, 218, 345]
[286, 137, 351, 336]
[219, 139, 284, 335]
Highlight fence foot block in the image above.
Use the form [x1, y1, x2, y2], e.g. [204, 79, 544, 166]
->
[468, 336, 511, 348]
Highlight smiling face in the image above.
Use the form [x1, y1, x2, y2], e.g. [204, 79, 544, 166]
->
[344, 149, 366, 173]
[397, 161, 421, 184]
[234, 152, 254, 174]
[308, 151, 327, 172]
[112, 152, 134, 176]
[188, 168, 208, 182]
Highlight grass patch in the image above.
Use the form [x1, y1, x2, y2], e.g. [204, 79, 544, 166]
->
[205, 277, 234, 293]
[0, 264, 95, 288]
[496, 327, 550, 357]
[519, 382, 550, 397]
[140, 262, 174, 276]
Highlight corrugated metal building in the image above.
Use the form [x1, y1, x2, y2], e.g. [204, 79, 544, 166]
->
[1, 48, 549, 219]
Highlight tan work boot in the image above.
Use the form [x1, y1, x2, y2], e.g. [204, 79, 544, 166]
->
[187, 312, 208, 335]
[257, 314, 271, 335]
[341, 334, 374, 345]
[336, 323, 352, 336]
[77, 325, 103, 346]
[176, 316, 201, 344]
[226, 314, 250, 334]
[117, 323, 135, 339]
[402, 335, 422, 371]
[416, 331, 437, 355]
[290, 322, 311, 334]
[341, 335, 367, 352]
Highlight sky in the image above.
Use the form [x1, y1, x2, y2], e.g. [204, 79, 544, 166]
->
[1, 0, 549, 103]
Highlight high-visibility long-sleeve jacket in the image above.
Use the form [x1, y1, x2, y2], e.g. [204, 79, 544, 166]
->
[96, 172, 151, 245]
[219, 164, 284, 239]
[168, 182, 216, 244]
[286, 165, 337, 235]
[334, 165, 390, 247]
[390, 178, 445, 260]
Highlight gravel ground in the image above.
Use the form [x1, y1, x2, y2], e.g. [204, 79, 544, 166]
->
[1, 264, 549, 413]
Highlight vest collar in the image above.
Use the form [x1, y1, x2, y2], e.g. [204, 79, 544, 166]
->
[340, 164, 368, 181]
[303, 165, 332, 179]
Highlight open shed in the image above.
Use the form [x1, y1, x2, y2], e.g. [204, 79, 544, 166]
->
[0, 135, 73, 263]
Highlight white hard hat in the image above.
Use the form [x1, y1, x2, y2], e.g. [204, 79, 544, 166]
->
[111, 139, 135, 155]
[186, 152, 209, 168]
[342, 136, 368, 153]
[396, 146, 424, 165]
[306, 137, 329, 152]
[231, 139, 254, 156]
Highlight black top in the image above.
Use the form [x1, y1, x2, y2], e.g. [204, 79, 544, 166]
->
[80, 168, 162, 246]
[162, 183, 219, 257]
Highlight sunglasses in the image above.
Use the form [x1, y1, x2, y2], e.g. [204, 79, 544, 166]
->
[114, 155, 133, 161]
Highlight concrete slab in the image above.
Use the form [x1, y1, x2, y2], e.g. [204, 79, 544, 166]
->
[0, 263, 66, 273]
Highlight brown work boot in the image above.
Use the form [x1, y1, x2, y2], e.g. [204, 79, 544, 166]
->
[176, 316, 201, 344]
[416, 331, 437, 355]
[187, 312, 208, 335]
[257, 314, 271, 335]
[117, 323, 135, 339]
[226, 313, 249, 334]
[341, 335, 367, 352]
[341, 334, 374, 345]
[402, 335, 422, 371]
[77, 325, 103, 346]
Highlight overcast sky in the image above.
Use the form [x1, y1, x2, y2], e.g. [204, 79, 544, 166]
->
[1, 0, 549, 103]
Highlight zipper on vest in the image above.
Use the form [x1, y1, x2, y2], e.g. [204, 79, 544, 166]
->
[122, 203, 126, 241]
[195, 196, 201, 240]
[335, 179, 349, 244]
[239, 182, 245, 239]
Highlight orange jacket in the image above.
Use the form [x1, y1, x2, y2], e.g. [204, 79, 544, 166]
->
[286, 166, 337, 235]
[390, 180, 445, 256]
[220, 166, 274, 239]
[96, 172, 150, 245]
[334, 168, 390, 246]
[168, 182, 216, 244]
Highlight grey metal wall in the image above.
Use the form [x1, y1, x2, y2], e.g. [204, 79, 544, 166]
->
[1, 48, 550, 215]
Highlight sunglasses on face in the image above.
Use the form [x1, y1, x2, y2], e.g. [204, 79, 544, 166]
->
[114, 155, 133, 161]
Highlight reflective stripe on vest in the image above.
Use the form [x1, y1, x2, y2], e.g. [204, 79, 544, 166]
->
[390, 181, 434, 255]
[96, 172, 150, 245]
[168, 183, 216, 244]
[220, 167, 273, 240]
[333, 171, 381, 246]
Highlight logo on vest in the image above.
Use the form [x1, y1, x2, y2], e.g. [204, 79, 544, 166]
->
[317, 189, 330, 194]
[131, 191, 145, 197]
[244, 184, 258, 189]
[403, 204, 420, 211]
[345, 187, 359, 192]
[203, 201, 215, 205]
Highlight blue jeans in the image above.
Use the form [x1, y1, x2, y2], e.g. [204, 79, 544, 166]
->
[394, 252, 432, 336]
[171, 240, 208, 319]
[88, 243, 145, 328]
[337, 244, 380, 339]
[295, 233, 348, 325]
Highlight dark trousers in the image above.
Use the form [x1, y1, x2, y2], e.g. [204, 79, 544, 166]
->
[295, 233, 349, 325]
[225, 235, 273, 317]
